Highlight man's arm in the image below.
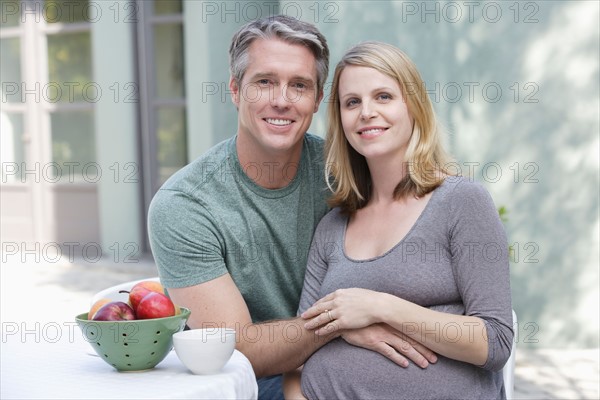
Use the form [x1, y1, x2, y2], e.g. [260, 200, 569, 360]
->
[168, 273, 335, 377]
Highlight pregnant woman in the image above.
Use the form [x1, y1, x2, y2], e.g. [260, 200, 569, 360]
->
[287, 41, 514, 400]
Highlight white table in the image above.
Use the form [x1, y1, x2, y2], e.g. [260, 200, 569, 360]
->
[1, 325, 258, 399]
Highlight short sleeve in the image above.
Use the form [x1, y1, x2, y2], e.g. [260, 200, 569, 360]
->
[148, 188, 227, 289]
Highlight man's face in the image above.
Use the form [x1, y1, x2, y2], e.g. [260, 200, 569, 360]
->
[230, 38, 323, 161]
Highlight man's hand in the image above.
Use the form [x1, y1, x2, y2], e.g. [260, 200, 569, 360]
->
[342, 323, 438, 369]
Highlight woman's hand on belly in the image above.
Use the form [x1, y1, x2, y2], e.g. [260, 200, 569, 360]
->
[301, 287, 492, 369]
[301, 288, 393, 334]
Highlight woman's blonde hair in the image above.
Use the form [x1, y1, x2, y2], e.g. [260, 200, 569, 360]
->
[325, 41, 455, 214]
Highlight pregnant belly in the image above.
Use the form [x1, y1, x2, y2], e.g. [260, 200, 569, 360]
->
[301, 339, 501, 400]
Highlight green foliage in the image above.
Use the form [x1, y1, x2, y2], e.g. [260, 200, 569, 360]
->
[44, 0, 90, 23]
[498, 205, 509, 222]
[498, 206, 516, 262]
[47, 32, 92, 102]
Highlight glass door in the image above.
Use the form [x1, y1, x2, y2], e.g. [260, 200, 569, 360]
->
[0, 0, 98, 246]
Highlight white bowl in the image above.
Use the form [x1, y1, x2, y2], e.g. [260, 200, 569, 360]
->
[172, 328, 236, 374]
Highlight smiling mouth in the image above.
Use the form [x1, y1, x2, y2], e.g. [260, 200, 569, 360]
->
[265, 118, 293, 126]
[358, 128, 388, 135]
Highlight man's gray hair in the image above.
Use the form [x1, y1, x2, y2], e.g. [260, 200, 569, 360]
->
[229, 15, 329, 95]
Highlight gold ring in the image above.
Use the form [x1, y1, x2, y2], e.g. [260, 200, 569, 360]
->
[327, 310, 333, 322]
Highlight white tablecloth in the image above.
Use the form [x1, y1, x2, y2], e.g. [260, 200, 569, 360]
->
[1, 325, 258, 399]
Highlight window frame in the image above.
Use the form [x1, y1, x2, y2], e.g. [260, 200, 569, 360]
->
[135, 0, 187, 225]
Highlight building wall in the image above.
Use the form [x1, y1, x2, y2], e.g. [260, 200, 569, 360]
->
[91, 0, 142, 258]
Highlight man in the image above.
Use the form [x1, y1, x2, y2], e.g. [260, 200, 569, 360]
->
[148, 15, 435, 399]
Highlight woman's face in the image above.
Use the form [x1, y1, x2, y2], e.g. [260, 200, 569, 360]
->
[338, 66, 414, 162]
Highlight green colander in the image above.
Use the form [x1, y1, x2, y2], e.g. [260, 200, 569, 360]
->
[75, 308, 190, 372]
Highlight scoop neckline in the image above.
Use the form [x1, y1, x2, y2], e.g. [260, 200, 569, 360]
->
[340, 181, 444, 263]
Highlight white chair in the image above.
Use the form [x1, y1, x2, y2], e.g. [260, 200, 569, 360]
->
[502, 310, 518, 399]
[90, 276, 160, 305]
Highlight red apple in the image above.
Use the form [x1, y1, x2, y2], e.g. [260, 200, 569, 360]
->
[136, 292, 175, 319]
[120, 280, 165, 310]
[127, 286, 153, 310]
[92, 301, 136, 321]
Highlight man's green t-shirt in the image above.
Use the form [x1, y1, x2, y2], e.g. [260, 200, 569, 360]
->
[148, 134, 329, 323]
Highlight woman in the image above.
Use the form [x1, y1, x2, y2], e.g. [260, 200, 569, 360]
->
[285, 42, 513, 399]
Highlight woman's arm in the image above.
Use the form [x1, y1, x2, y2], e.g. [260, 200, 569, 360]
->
[302, 289, 489, 365]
